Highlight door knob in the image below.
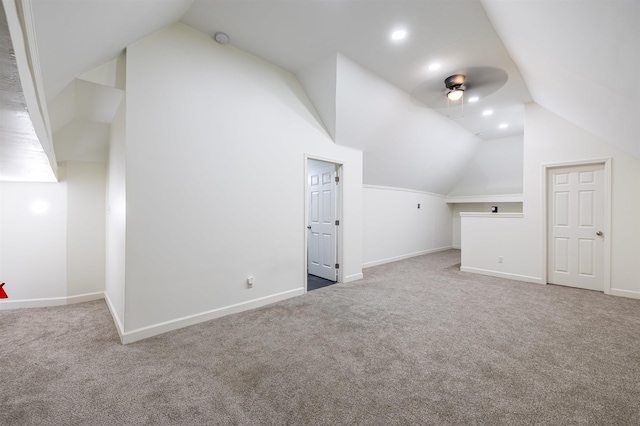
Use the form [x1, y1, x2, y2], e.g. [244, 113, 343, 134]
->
[307, 226, 311, 229]
[596, 231, 603, 236]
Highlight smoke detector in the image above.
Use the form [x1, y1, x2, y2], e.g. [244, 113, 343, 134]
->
[214, 32, 229, 44]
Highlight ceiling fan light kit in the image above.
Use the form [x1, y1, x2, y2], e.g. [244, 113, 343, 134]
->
[445, 74, 466, 101]
[410, 66, 511, 135]
[445, 74, 466, 116]
[447, 88, 464, 101]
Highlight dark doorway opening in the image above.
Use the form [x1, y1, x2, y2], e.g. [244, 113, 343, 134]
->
[307, 274, 336, 291]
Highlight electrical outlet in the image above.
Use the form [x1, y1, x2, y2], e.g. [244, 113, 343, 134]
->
[498, 256, 503, 263]
[247, 276, 254, 288]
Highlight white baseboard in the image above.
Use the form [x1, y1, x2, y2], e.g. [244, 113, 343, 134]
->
[68, 292, 104, 304]
[104, 292, 125, 341]
[460, 266, 544, 284]
[0, 291, 104, 310]
[344, 273, 363, 282]
[609, 288, 640, 300]
[452, 245, 461, 250]
[363, 246, 453, 269]
[120, 288, 304, 344]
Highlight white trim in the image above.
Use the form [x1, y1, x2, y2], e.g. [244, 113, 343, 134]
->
[541, 159, 612, 294]
[104, 292, 125, 341]
[120, 288, 304, 344]
[609, 288, 640, 300]
[452, 245, 461, 249]
[0, 291, 104, 310]
[541, 158, 613, 169]
[363, 184, 446, 199]
[17, 0, 52, 134]
[67, 292, 104, 304]
[445, 194, 523, 203]
[344, 273, 363, 282]
[459, 212, 523, 218]
[363, 246, 453, 269]
[460, 266, 544, 284]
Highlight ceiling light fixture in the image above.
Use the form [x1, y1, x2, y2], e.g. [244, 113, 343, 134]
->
[444, 74, 466, 117]
[391, 29, 407, 41]
[499, 123, 509, 129]
[447, 89, 464, 101]
[428, 63, 441, 71]
[482, 110, 493, 116]
[445, 74, 465, 100]
[468, 96, 479, 102]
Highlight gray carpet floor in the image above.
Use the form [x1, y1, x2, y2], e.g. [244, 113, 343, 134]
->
[2, 249, 640, 425]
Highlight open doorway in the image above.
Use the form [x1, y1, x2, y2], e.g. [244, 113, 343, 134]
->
[306, 158, 342, 292]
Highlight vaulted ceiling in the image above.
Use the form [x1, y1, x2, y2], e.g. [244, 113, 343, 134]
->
[2, 0, 639, 183]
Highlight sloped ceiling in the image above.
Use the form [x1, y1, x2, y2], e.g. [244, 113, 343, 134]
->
[10, 0, 637, 186]
[481, 0, 640, 158]
[182, 0, 530, 141]
[334, 53, 480, 194]
[31, 0, 193, 101]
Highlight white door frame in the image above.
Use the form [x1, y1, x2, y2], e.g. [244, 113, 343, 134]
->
[541, 158, 612, 294]
[304, 154, 344, 292]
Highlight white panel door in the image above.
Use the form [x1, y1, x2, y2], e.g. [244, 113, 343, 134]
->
[548, 164, 604, 291]
[307, 162, 337, 281]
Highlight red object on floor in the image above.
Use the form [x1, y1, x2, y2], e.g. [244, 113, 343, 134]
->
[0, 283, 7, 298]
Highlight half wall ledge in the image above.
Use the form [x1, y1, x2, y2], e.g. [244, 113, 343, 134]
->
[459, 212, 523, 218]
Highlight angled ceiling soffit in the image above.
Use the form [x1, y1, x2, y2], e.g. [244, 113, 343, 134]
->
[296, 53, 338, 141]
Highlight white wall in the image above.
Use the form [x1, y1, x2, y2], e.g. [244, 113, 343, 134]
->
[461, 212, 537, 282]
[451, 202, 522, 249]
[0, 178, 67, 303]
[105, 100, 126, 330]
[363, 186, 452, 268]
[461, 103, 640, 297]
[0, 161, 106, 308]
[122, 23, 362, 339]
[65, 161, 106, 297]
[448, 135, 524, 196]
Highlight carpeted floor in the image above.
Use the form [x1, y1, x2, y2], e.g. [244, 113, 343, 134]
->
[2, 249, 640, 425]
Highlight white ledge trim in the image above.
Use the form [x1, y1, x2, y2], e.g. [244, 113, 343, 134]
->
[446, 194, 523, 203]
[460, 212, 523, 218]
[363, 185, 446, 198]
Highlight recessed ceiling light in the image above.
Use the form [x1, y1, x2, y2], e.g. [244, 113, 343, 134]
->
[499, 123, 509, 129]
[482, 110, 493, 116]
[391, 29, 407, 41]
[468, 96, 479, 102]
[428, 63, 441, 71]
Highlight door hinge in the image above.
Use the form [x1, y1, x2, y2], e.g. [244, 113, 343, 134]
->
[335, 263, 340, 269]
[335, 176, 339, 184]
[335, 220, 340, 226]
